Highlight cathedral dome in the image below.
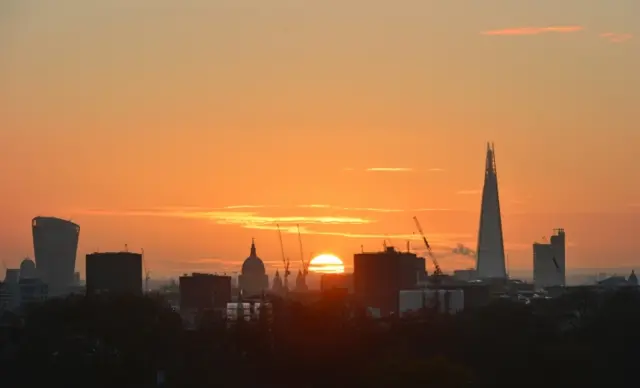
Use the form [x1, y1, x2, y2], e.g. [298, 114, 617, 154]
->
[19, 258, 37, 279]
[242, 239, 266, 275]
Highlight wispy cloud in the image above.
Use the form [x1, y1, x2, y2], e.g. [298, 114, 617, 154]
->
[297, 204, 332, 209]
[80, 208, 371, 227]
[222, 205, 276, 210]
[76, 206, 467, 243]
[345, 167, 442, 173]
[297, 204, 403, 213]
[482, 26, 584, 36]
[600, 32, 633, 43]
[456, 189, 481, 195]
[365, 167, 413, 172]
[413, 208, 457, 212]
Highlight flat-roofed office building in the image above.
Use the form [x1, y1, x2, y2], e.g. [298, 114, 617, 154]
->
[86, 252, 142, 295]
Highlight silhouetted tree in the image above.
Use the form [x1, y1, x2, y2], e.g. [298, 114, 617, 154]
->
[4, 288, 640, 386]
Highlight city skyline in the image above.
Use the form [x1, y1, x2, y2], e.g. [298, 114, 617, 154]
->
[2, 1, 639, 277]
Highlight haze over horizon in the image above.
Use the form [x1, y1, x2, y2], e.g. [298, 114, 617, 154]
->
[2, 1, 639, 278]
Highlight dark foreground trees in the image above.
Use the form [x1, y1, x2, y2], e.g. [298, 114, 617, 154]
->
[2, 288, 640, 387]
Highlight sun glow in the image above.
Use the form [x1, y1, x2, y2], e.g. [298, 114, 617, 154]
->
[308, 254, 345, 274]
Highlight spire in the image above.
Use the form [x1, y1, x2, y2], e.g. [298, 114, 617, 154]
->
[250, 238, 256, 257]
[485, 142, 495, 174]
[272, 270, 283, 293]
[476, 141, 507, 279]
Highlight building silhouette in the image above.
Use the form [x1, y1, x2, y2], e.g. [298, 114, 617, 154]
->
[32, 217, 80, 296]
[179, 273, 232, 313]
[86, 252, 142, 295]
[238, 239, 269, 298]
[533, 229, 566, 289]
[295, 269, 308, 292]
[271, 270, 284, 294]
[475, 143, 507, 279]
[354, 246, 426, 317]
[19, 258, 37, 279]
[320, 273, 354, 294]
[0, 269, 21, 310]
[18, 278, 47, 307]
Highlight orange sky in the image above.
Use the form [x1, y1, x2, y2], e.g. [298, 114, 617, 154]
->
[1, 1, 639, 279]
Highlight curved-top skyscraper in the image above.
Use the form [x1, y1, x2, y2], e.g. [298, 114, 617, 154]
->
[32, 216, 80, 296]
[475, 143, 507, 279]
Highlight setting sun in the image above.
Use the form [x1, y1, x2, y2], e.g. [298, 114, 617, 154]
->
[308, 254, 345, 274]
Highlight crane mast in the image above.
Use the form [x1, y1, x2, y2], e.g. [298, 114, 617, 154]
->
[296, 224, 309, 291]
[297, 224, 308, 277]
[413, 216, 443, 278]
[142, 248, 150, 293]
[277, 224, 290, 291]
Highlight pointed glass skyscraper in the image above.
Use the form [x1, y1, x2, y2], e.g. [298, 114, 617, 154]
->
[475, 143, 507, 279]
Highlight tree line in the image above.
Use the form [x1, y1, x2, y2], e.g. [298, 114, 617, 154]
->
[1, 287, 639, 387]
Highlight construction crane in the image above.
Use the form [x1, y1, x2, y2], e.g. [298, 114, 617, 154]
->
[297, 224, 308, 278]
[413, 216, 443, 278]
[277, 224, 290, 292]
[142, 248, 150, 293]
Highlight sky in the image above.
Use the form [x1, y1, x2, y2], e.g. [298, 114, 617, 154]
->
[1, 0, 639, 279]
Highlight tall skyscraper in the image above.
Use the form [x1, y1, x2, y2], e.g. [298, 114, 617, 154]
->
[32, 217, 80, 296]
[475, 143, 507, 279]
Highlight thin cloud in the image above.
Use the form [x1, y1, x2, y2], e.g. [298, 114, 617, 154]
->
[235, 223, 468, 242]
[297, 204, 332, 209]
[79, 208, 372, 227]
[346, 167, 440, 173]
[77, 207, 468, 243]
[482, 26, 584, 36]
[347, 207, 403, 213]
[413, 208, 457, 212]
[365, 167, 414, 172]
[457, 190, 481, 195]
[222, 205, 275, 210]
[297, 204, 403, 213]
[600, 32, 632, 43]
